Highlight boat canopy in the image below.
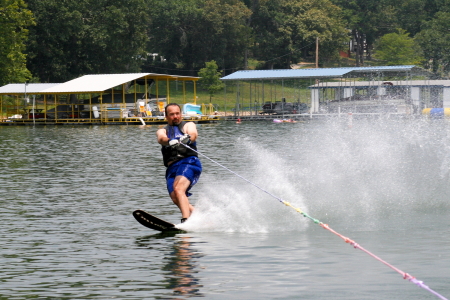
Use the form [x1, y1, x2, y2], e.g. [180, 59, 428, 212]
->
[38, 73, 200, 95]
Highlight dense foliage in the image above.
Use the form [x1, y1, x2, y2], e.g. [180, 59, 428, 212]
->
[198, 60, 224, 102]
[416, 10, 450, 74]
[0, 0, 34, 86]
[25, 0, 151, 82]
[374, 29, 424, 66]
[2, 0, 450, 84]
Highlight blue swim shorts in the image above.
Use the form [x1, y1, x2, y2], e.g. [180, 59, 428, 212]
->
[165, 156, 202, 197]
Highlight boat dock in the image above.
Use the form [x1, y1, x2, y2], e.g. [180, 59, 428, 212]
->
[1, 115, 221, 126]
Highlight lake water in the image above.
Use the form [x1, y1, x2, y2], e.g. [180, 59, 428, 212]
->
[1, 118, 449, 299]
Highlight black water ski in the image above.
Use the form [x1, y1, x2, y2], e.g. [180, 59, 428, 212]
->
[133, 209, 184, 232]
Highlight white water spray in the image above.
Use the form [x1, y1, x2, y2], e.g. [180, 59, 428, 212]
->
[181, 139, 309, 233]
[182, 118, 450, 232]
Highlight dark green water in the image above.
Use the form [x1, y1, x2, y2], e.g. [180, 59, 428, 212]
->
[1, 119, 449, 299]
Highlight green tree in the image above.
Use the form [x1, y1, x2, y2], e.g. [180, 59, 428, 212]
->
[204, 0, 252, 72]
[144, 0, 251, 76]
[331, 0, 398, 66]
[198, 60, 224, 102]
[416, 11, 450, 75]
[250, 0, 347, 69]
[249, 0, 295, 69]
[373, 29, 423, 65]
[394, 0, 440, 36]
[280, 0, 347, 66]
[26, 0, 151, 82]
[0, 0, 34, 86]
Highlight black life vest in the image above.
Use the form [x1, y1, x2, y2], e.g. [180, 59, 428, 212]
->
[161, 121, 198, 167]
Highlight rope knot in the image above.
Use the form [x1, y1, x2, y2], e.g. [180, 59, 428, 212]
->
[344, 237, 354, 244]
[403, 273, 414, 280]
[350, 241, 359, 248]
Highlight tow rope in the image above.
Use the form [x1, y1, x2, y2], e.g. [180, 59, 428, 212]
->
[182, 143, 448, 300]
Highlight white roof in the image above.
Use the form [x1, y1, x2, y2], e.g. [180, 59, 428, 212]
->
[40, 73, 151, 94]
[0, 83, 61, 95]
[1, 73, 200, 95]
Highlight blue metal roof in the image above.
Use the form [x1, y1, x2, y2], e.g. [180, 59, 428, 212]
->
[220, 65, 418, 81]
[347, 65, 417, 73]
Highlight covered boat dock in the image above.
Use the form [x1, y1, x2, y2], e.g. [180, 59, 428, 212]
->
[220, 65, 434, 117]
[0, 73, 220, 125]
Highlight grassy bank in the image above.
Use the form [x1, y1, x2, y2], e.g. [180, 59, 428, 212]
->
[156, 79, 314, 113]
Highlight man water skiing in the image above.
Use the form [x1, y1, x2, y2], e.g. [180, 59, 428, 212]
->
[156, 103, 202, 223]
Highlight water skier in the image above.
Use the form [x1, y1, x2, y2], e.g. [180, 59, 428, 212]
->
[156, 103, 202, 223]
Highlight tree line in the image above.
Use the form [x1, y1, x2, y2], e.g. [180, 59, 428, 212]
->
[2, 0, 450, 87]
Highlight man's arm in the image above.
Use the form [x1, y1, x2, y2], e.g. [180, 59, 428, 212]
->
[183, 122, 198, 142]
[156, 128, 170, 146]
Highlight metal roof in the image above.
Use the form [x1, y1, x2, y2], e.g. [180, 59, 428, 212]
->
[40, 73, 148, 94]
[220, 65, 420, 81]
[0, 83, 61, 95]
[39, 73, 200, 94]
[348, 65, 417, 73]
[309, 79, 450, 89]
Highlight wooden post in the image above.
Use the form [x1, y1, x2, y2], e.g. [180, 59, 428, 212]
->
[316, 37, 319, 68]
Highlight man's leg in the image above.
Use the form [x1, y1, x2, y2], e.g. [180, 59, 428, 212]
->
[170, 175, 194, 219]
